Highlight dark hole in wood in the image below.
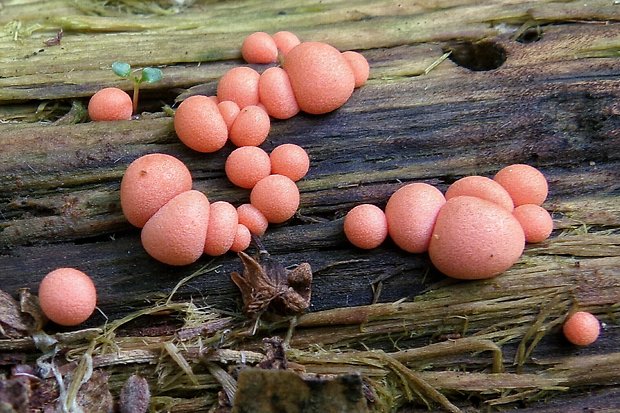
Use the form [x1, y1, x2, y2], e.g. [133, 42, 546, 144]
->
[516, 27, 543, 43]
[444, 40, 507, 71]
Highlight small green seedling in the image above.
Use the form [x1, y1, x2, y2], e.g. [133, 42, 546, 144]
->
[112, 61, 163, 114]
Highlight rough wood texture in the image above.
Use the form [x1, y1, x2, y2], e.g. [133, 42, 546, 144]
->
[0, 0, 619, 412]
[233, 369, 368, 413]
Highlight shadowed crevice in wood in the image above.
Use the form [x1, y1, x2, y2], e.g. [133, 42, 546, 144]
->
[444, 40, 507, 71]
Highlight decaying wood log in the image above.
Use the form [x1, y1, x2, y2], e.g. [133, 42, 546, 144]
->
[0, 0, 619, 412]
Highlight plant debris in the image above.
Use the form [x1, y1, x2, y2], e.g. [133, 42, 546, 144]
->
[119, 374, 150, 413]
[71, 370, 114, 413]
[0, 289, 35, 339]
[233, 368, 369, 413]
[258, 337, 288, 370]
[230, 243, 312, 319]
[0, 281, 617, 412]
[43, 28, 63, 46]
[0, 369, 59, 412]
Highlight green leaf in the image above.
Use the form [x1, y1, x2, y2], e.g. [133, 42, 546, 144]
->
[140, 67, 163, 84]
[112, 61, 131, 78]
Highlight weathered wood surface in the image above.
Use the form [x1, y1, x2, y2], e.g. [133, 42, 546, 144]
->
[0, 0, 619, 411]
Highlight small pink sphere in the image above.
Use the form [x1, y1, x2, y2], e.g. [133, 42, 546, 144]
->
[259, 67, 300, 120]
[283, 41, 356, 115]
[513, 204, 554, 243]
[217, 100, 241, 130]
[494, 164, 548, 207]
[204, 201, 238, 256]
[269, 144, 310, 182]
[385, 183, 446, 253]
[88, 87, 132, 121]
[342, 51, 370, 88]
[141, 190, 210, 266]
[241, 32, 278, 64]
[39, 268, 97, 326]
[229, 105, 271, 147]
[225, 146, 272, 189]
[344, 204, 388, 249]
[230, 224, 252, 252]
[272, 31, 301, 56]
[174, 95, 228, 153]
[120, 153, 193, 228]
[429, 196, 525, 280]
[217, 67, 261, 109]
[445, 176, 514, 212]
[237, 203, 269, 236]
[563, 311, 600, 346]
[250, 174, 300, 224]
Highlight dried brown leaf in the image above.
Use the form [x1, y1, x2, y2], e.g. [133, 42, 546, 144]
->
[0, 290, 30, 339]
[0, 377, 30, 413]
[18, 289, 46, 332]
[258, 337, 288, 370]
[28, 378, 58, 412]
[73, 370, 113, 413]
[230, 251, 312, 319]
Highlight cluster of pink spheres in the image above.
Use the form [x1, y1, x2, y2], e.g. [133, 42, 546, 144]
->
[43, 33, 603, 345]
[173, 31, 369, 152]
[42, 31, 369, 327]
[113, 31, 369, 266]
[344, 164, 553, 279]
[343, 165, 601, 344]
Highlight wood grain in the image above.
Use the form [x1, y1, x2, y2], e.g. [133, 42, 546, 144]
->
[0, 1, 619, 411]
